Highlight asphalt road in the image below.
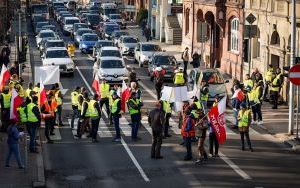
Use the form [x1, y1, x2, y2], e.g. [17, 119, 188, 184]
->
[26, 17, 300, 188]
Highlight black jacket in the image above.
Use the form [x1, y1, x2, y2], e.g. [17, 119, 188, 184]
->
[148, 108, 165, 132]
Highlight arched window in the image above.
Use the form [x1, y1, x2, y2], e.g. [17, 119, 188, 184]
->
[270, 31, 280, 46]
[185, 8, 190, 35]
[230, 18, 239, 52]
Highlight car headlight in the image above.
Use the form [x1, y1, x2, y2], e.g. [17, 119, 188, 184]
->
[66, 62, 74, 69]
[81, 43, 87, 48]
[100, 73, 108, 77]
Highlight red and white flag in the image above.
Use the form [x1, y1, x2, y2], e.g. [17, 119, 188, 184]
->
[9, 88, 23, 121]
[0, 64, 11, 91]
[39, 78, 47, 106]
[232, 88, 245, 102]
[208, 96, 227, 144]
[92, 75, 100, 95]
[121, 80, 130, 112]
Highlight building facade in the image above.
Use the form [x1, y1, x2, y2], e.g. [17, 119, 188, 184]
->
[182, 0, 245, 80]
[244, 0, 300, 101]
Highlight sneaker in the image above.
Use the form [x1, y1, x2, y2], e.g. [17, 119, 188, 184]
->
[251, 121, 257, 125]
[208, 154, 213, 158]
[195, 159, 203, 164]
[258, 121, 263, 125]
[214, 154, 219, 158]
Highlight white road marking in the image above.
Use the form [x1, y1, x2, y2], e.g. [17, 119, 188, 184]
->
[76, 66, 94, 95]
[219, 152, 252, 180]
[87, 54, 95, 60]
[121, 138, 150, 182]
[50, 126, 62, 140]
[98, 118, 113, 138]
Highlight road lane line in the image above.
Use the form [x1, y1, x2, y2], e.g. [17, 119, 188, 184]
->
[76, 66, 94, 95]
[219, 152, 252, 180]
[121, 138, 150, 182]
[98, 118, 113, 138]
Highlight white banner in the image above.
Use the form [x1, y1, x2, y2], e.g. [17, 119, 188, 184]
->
[35, 66, 60, 85]
[160, 86, 188, 102]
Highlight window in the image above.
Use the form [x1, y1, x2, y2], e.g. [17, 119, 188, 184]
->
[270, 31, 280, 46]
[185, 8, 190, 35]
[230, 18, 239, 52]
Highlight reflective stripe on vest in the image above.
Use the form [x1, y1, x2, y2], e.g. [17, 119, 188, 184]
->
[271, 77, 280, 92]
[194, 101, 202, 110]
[200, 93, 209, 102]
[238, 110, 251, 128]
[1, 93, 11, 108]
[86, 100, 99, 117]
[111, 99, 120, 114]
[244, 79, 254, 89]
[27, 103, 39, 123]
[17, 106, 27, 123]
[174, 72, 185, 85]
[100, 83, 110, 99]
[71, 91, 79, 106]
[265, 70, 275, 82]
[128, 99, 139, 115]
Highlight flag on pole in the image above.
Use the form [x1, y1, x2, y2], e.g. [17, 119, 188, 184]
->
[121, 80, 130, 112]
[0, 64, 11, 91]
[92, 75, 100, 95]
[39, 78, 47, 106]
[9, 88, 23, 121]
[208, 96, 227, 144]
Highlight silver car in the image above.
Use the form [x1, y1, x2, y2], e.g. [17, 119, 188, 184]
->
[134, 43, 162, 67]
[119, 36, 138, 56]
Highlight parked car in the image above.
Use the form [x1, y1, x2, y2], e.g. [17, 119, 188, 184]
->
[72, 23, 89, 39]
[108, 14, 126, 29]
[147, 52, 179, 81]
[111, 31, 129, 46]
[86, 13, 101, 29]
[119, 36, 138, 56]
[79, 33, 99, 53]
[92, 40, 114, 57]
[134, 43, 162, 67]
[74, 28, 93, 45]
[62, 17, 80, 35]
[102, 23, 120, 39]
[35, 21, 50, 34]
[42, 47, 75, 76]
[187, 68, 229, 105]
[36, 29, 57, 48]
[97, 57, 128, 84]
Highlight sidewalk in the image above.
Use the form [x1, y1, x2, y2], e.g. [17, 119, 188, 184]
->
[126, 24, 300, 152]
[0, 16, 46, 187]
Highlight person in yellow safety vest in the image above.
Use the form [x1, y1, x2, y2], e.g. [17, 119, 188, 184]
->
[26, 96, 41, 153]
[67, 42, 75, 57]
[99, 79, 111, 122]
[8, 74, 19, 91]
[244, 74, 254, 91]
[127, 92, 143, 141]
[33, 83, 40, 94]
[270, 74, 281, 109]
[25, 82, 34, 99]
[70, 87, 81, 129]
[111, 92, 121, 142]
[174, 67, 186, 86]
[75, 87, 86, 138]
[237, 103, 253, 152]
[0, 86, 11, 132]
[251, 81, 263, 125]
[161, 100, 172, 138]
[17, 97, 31, 137]
[15, 84, 25, 98]
[263, 64, 276, 101]
[90, 94, 101, 143]
[200, 83, 209, 113]
[54, 83, 64, 126]
[77, 92, 92, 138]
[275, 68, 284, 92]
[109, 84, 120, 105]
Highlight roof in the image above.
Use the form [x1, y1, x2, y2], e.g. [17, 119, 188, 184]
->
[97, 40, 113, 42]
[82, 33, 98, 36]
[101, 47, 119, 51]
[46, 47, 67, 51]
[64, 17, 80, 20]
[101, 57, 123, 61]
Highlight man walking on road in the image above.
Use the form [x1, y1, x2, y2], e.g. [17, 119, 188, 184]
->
[90, 94, 101, 143]
[161, 100, 172, 138]
[181, 47, 189, 75]
[0, 86, 11, 132]
[154, 67, 165, 100]
[238, 103, 254, 152]
[111, 93, 121, 142]
[54, 83, 64, 126]
[78, 93, 91, 138]
[148, 102, 165, 159]
[181, 110, 196, 161]
[41, 94, 57, 144]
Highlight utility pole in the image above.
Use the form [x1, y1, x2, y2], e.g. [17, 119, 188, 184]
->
[147, 0, 152, 28]
[288, 0, 296, 135]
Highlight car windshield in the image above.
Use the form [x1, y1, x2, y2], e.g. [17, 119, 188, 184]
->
[101, 50, 121, 57]
[40, 32, 55, 38]
[104, 9, 117, 16]
[154, 56, 176, 66]
[77, 30, 93, 36]
[101, 60, 124, 68]
[46, 50, 69, 58]
[34, 16, 46, 23]
[123, 38, 137, 43]
[66, 19, 79, 25]
[75, 24, 88, 31]
[142, 44, 161, 51]
[32, 5, 48, 13]
[202, 72, 224, 84]
[46, 41, 65, 48]
[96, 41, 114, 48]
[115, 32, 129, 38]
[105, 25, 118, 32]
[109, 14, 121, 19]
[82, 35, 98, 41]
[87, 15, 100, 23]
[37, 22, 49, 28]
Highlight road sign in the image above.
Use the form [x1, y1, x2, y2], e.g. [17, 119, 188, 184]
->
[246, 13, 256, 24]
[289, 64, 300, 85]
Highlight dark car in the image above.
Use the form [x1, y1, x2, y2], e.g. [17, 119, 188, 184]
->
[32, 15, 47, 29]
[86, 14, 101, 29]
[40, 39, 65, 56]
[92, 40, 114, 57]
[147, 52, 179, 81]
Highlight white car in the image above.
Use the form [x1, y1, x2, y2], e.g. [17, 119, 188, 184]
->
[42, 47, 75, 76]
[119, 36, 138, 56]
[134, 43, 162, 67]
[63, 17, 80, 35]
[97, 57, 128, 84]
[36, 30, 57, 48]
[97, 46, 122, 61]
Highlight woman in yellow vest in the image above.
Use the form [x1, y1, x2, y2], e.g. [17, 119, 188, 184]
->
[237, 103, 253, 152]
[54, 83, 64, 126]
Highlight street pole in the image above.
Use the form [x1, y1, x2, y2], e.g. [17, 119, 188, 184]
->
[297, 86, 299, 140]
[288, 0, 296, 135]
[147, 0, 152, 28]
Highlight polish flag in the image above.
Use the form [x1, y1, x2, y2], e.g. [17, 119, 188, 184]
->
[92, 75, 100, 95]
[232, 88, 245, 102]
[39, 79, 47, 106]
[9, 88, 24, 121]
[121, 80, 130, 112]
[0, 64, 11, 91]
[208, 96, 227, 144]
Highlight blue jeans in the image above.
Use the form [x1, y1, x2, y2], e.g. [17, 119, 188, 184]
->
[28, 124, 37, 151]
[71, 107, 80, 129]
[233, 109, 240, 127]
[6, 144, 23, 167]
[131, 114, 140, 139]
[91, 118, 100, 140]
[113, 115, 120, 139]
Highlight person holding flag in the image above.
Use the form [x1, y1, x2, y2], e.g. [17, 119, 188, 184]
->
[209, 95, 220, 158]
[195, 108, 209, 164]
[232, 85, 245, 129]
[238, 103, 254, 152]
[90, 94, 101, 143]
